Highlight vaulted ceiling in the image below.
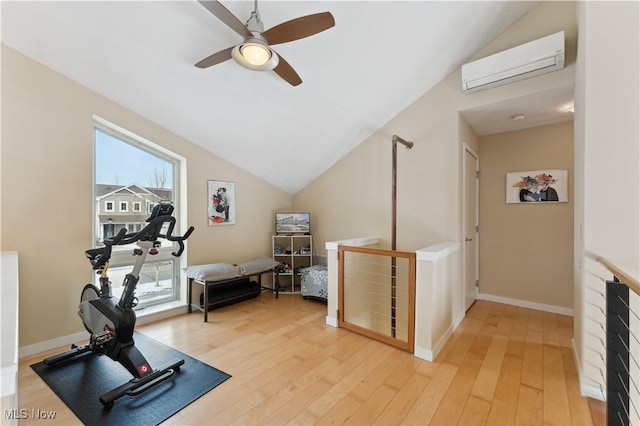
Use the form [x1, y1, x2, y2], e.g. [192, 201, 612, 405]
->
[2, 1, 541, 193]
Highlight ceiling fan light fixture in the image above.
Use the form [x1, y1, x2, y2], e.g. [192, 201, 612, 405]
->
[231, 41, 279, 71]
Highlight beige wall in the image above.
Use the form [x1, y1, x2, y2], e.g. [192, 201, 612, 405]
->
[478, 122, 574, 309]
[458, 114, 480, 155]
[1, 46, 293, 347]
[295, 1, 577, 257]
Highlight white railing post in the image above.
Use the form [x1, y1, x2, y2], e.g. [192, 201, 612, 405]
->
[414, 242, 462, 362]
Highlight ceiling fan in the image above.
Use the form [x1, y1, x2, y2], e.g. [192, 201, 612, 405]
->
[195, 0, 335, 86]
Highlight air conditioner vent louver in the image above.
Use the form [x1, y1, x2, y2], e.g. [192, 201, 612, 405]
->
[462, 31, 565, 94]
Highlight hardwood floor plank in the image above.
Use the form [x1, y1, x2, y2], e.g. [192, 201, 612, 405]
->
[515, 384, 544, 425]
[542, 311, 561, 347]
[521, 330, 543, 390]
[495, 304, 517, 338]
[401, 362, 459, 425]
[557, 313, 574, 347]
[346, 384, 398, 425]
[565, 373, 595, 425]
[442, 318, 484, 366]
[485, 353, 523, 425]
[470, 334, 508, 401]
[588, 396, 606, 426]
[543, 345, 572, 425]
[372, 370, 432, 425]
[314, 393, 362, 425]
[458, 394, 491, 425]
[382, 351, 424, 391]
[347, 349, 406, 402]
[429, 350, 484, 424]
[506, 307, 528, 358]
[236, 356, 340, 424]
[262, 378, 333, 425]
[469, 329, 493, 358]
[308, 342, 395, 423]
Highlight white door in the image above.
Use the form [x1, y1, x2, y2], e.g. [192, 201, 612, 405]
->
[463, 145, 479, 311]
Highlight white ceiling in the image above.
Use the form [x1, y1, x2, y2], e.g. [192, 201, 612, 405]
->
[2, 1, 544, 194]
[460, 86, 575, 136]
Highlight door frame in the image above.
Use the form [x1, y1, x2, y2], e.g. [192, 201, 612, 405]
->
[462, 143, 479, 311]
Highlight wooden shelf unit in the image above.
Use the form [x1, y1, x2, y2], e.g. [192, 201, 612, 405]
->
[272, 234, 313, 293]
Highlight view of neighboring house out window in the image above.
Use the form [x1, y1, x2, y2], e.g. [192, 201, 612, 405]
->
[94, 120, 181, 308]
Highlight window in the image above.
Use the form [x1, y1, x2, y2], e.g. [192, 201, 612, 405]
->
[94, 119, 182, 308]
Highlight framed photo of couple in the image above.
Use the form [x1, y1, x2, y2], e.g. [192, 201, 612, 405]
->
[208, 180, 235, 225]
[506, 169, 568, 204]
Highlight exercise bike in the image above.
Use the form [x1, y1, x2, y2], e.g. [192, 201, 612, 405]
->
[44, 201, 194, 407]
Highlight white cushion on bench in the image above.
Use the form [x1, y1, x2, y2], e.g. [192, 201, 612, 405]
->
[183, 263, 240, 281]
[238, 257, 280, 276]
[184, 257, 280, 282]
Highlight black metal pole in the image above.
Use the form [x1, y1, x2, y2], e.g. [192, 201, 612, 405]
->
[606, 276, 630, 426]
[391, 140, 397, 338]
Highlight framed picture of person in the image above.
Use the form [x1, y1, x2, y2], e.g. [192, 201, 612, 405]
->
[506, 169, 568, 203]
[208, 180, 236, 225]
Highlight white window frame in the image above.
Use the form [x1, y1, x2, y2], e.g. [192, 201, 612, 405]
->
[92, 117, 186, 308]
[119, 201, 129, 212]
[105, 201, 114, 212]
[133, 201, 142, 212]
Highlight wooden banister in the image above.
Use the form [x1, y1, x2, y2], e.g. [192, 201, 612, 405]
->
[596, 256, 640, 297]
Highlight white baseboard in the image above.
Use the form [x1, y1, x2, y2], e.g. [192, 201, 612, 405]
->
[453, 311, 465, 330]
[19, 303, 188, 359]
[414, 346, 434, 362]
[478, 293, 574, 316]
[572, 339, 606, 401]
[326, 316, 338, 327]
[414, 311, 465, 363]
[580, 381, 606, 401]
[432, 311, 465, 358]
[19, 331, 89, 359]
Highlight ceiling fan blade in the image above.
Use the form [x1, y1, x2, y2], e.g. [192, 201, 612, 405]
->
[263, 12, 335, 46]
[195, 46, 234, 68]
[272, 52, 302, 86]
[198, 0, 251, 38]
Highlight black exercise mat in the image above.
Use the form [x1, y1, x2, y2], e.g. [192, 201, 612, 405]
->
[31, 332, 230, 426]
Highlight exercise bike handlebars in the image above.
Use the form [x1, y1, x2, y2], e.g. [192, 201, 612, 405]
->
[115, 215, 194, 256]
[86, 212, 194, 270]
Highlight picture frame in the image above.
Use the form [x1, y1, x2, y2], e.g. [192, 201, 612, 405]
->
[506, 169, 568, 203]
[208, 180, 235, 225]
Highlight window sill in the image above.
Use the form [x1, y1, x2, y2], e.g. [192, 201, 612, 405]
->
[136, 300, 188, 326]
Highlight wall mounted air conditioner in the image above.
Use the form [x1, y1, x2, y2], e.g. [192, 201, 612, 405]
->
[461, 31, 565, 94]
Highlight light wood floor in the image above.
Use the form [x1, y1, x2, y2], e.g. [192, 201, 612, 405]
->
[17, 296, 605, 425]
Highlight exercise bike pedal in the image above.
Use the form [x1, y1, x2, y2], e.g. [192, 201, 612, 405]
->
[92, 331, 114, 346]
[43, 344, 91, 367]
